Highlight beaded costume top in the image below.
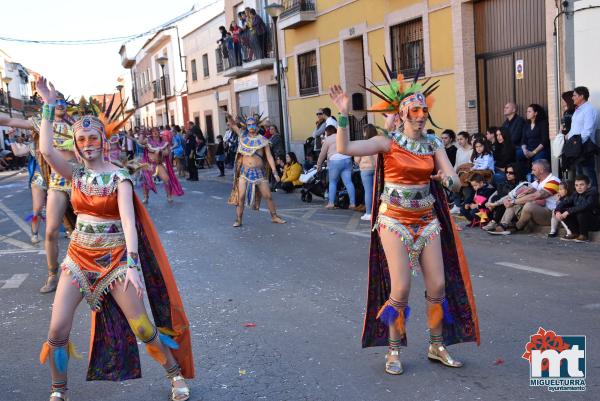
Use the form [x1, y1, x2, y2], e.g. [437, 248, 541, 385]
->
[71, 165, 132, 219]
[237, 132, 270, 157]
[382, 131, 442, 186]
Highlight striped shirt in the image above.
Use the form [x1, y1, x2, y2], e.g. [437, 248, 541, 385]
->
[531, 174, 561, 210]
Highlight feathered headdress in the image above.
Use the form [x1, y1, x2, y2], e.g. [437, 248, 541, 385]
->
[238, 113, 266, 129]
[360, 58, 441, 128]
[70, 94, 134, 138]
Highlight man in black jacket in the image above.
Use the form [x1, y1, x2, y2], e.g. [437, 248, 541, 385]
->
[556, 175, 600, 242]
[500, 102, 526, 147]
[185, 121, 200, 181]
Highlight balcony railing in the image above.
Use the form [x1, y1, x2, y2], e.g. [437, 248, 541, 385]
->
[219, 26, 275, 77]
[279, 0, 317, 30]
[153, 75, 171, 99]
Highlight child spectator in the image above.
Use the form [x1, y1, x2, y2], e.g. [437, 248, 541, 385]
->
[555, 175, 600, 242]
[548, 181, 573, 238]
[460, 173, 495, 227]
[471, 138, 495, 171]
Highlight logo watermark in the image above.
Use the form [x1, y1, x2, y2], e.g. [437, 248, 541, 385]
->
[522, 327, 586, 392]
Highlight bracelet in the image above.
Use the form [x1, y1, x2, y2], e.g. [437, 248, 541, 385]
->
[442, 176, 454, 190]
[337, 114, 348, 129]
[127, 252, 141, 270]
[42, 104, 55, 122]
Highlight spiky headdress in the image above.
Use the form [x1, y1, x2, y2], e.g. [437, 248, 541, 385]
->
[69, 94, 134, 138]
[238, 112, 266, 129]
[360, 58, 441, 128]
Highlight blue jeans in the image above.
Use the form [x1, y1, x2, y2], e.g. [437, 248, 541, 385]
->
[328, 158, 356, 206]
[360, 170, 375, 214]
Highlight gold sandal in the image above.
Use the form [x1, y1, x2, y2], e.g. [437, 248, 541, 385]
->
[384, 349, 404, 375]
[233, 219, 242, 227]
[427, 344, 463, 368]
[271, 214, 286, 224]
[170, 375, 190, 401]
[49, 390, 67, 401]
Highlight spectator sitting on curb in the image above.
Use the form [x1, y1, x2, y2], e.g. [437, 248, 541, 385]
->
[278, 152, 303, 193]
[460, 173, 495, 227]
[555, 175, 600, 242]
[489, 159, 560, 235]
[482, 163, 523, 231]
[548, 181, 573, 238]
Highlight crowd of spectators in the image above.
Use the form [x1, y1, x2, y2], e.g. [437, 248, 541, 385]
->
[1, 128, 31, 171]
[218, 7, 270, 68]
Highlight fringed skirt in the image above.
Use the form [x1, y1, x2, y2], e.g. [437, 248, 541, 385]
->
[240, 166, 267, 206]
[373, 182, 441, 271]
[61, 219, 128, 310]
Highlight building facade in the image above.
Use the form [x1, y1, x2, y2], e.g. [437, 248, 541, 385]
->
[280, 0, 565, 161]
[120, 28, 188, 130]
[183, 12, 231, 143]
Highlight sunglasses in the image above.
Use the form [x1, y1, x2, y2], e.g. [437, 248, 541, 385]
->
[506, 171, 515, 175]
[316, 112, 323, 115]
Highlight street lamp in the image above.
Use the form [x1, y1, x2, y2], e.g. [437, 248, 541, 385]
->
[116, 84, 125, 119]
[156, 56, 169, 126]
[265, 2, 287, 152]
[2, 76, 13, 117]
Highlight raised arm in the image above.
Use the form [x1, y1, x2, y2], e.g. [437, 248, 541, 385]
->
[0, 116, 34, 130]
[36, 77, 73, 179]
[329, 85, 389, 157]
[225, 114, 241, 136]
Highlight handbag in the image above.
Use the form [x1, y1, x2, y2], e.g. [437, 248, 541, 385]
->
[562, 134, 582, 160]
[552, 133, 565, 157]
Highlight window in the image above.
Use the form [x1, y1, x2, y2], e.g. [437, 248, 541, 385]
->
[298, 50, 318, 96]
[191, 59, 198, 81]
[202, 54, 209, 77]
[390, 18, 424, 78]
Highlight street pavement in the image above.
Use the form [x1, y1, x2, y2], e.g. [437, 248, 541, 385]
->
[0, 167, 599, 401]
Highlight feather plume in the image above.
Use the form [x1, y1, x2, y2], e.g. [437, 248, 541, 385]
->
[39, 342, 50, 364]
[159, 333, 180, 350]
[54, 347, 68, 373]
[427, 303, 444, 329]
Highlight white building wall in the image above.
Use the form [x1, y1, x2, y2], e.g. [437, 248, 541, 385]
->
[573, 0, 600, 115]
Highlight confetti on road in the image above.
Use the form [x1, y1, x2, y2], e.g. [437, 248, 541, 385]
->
[243, 323, 256, 328]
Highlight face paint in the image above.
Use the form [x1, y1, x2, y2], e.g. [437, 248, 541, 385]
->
[404, 107, 428, 133]
[76, 133, 102, 161]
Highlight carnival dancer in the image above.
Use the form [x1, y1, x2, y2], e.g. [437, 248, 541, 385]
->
[27, 133, 48, 244]
[329, 62, 479, 375]
[35, 77, 193, 401]
[0, 93, 77, 293]
[136, 127, 184, 204]
[226, 113, 286, 227]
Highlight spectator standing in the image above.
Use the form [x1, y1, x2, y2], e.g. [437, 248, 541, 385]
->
[311, 108, 327, 156]
[354, 124, 378, 221]
[441, 129, 457, 166]
[10, 135, 29, 168]
[224, 125, 238, 168]
[279, 152, 303, 193]
[501, 102, 527, 147]
[565, 86, 599, 188]
[171, 126, 186, 178]
[558, 91, 576, 178]
[317, 125, 358, 210]
[249, 8, 267, 59]
[518, 104, 550, 167]
[490, 159, 560, 235]
[215, 135, 226, 176]
[186, 121, 199, 181]
[269, 125, 285, 161]
[555, 175, 600, 242]
[323, 107, 337, 128]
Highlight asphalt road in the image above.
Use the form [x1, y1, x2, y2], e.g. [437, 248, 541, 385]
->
[0, 168, 599, 401]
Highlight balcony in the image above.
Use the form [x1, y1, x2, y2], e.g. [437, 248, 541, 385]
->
[279, 0, 316, 30]
[152, 75, 171, 99]
[219, 28, 275, 78]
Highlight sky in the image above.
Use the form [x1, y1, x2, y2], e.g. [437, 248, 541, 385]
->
[1, 0, 222, 98]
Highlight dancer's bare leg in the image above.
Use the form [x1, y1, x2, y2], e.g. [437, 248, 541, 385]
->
[156, 164, 172, 202]
[379, 228, 411, 367]
[45, 272, 84, 400]
[41, 190, 68, 293]
[234, 179, 247, 227]
[420, 236, 462, 367]
[110, 280, 189, 399]
[31, 184, 46, 244]
[257, 181, 285, 224]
